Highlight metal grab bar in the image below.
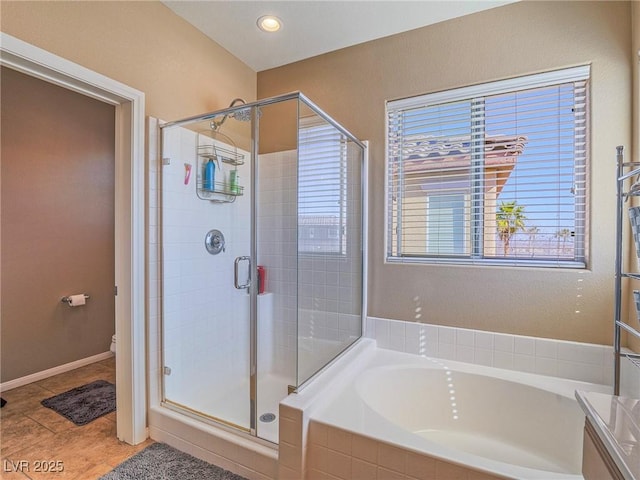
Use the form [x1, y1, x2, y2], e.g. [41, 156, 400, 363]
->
[234, 256, 251, 290]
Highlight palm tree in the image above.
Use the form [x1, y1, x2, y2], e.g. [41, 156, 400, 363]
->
[526, 226, 539, 257]
[555, 228, 572, 254]
[496, 201, 526, 256]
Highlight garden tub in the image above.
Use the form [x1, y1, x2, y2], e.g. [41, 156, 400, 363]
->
[308, 346, 611, 479]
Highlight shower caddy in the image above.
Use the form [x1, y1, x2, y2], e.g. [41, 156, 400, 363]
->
[196, 133, 244, 203]
[614, 145, 640, 395]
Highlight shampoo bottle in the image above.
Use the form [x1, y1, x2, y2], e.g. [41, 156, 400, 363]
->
[230, 169, 239, 194]
[204, 159, 215, 191]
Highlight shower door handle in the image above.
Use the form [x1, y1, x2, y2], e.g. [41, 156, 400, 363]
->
[234, 256, 251, 290]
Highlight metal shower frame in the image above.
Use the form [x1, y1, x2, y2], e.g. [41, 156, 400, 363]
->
[159, 91, 367, 438]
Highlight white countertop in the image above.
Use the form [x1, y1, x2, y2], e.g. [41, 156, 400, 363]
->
[576, 390, 640, 480]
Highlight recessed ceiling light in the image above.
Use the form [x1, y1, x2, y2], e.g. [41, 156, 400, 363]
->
[257, 15, 282, 33]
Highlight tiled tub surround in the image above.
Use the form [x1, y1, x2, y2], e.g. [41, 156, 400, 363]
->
[306, 422, 507, 480]
[368, 317, 640, 398]
[367, 317, 616, 386]
[279, 339, 612, 480]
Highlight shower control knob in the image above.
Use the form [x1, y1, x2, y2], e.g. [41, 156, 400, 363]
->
[205, 229, 225, 255]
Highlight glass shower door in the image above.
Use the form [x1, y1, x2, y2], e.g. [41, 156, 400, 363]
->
[254, 98, 299, 443]
[160, 120, 252, 431]
[296, 101, 364, 388]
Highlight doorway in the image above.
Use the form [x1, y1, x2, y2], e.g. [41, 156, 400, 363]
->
[0, 33, 146, 444]
[1, 66, 116, 385]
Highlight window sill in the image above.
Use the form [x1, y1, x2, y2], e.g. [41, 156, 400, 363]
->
[385, 255, 587, 269]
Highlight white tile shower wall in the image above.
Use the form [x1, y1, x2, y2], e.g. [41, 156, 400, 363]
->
[160, 126, 252, 414]
[257, 150, 298, 381]
[148, 119, 278, 480]
[367, 317, 614, 385]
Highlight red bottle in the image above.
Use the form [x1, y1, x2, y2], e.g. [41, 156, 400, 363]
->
[257, 266, 266, 294]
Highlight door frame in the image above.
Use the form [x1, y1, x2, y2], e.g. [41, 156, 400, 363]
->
[0, 33, 147, 444]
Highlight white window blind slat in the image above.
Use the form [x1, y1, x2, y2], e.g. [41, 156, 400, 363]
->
[298, 122, 347, 255]
[386, 67, 589, 267]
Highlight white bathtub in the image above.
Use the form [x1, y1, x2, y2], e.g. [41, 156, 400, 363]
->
[307, 343, 612, 480]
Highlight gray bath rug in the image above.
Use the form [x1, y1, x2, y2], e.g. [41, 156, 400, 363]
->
[99, 443, 249, 480]
[41, 379, 115, 426]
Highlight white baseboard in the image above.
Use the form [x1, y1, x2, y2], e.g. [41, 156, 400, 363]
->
[0, 351, 114, 392]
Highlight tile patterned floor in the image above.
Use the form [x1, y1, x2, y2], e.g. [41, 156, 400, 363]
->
[0, 358, 153, 479]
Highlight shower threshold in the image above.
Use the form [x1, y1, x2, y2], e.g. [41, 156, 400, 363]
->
[166, 373, 290, 444]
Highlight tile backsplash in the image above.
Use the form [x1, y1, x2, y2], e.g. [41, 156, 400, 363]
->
[367, 316, 614, 386]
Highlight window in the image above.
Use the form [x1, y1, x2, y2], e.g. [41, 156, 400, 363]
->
[386, 66, 589, 267]
[298, 121, 347, 255]
[426, 194, 466, 255]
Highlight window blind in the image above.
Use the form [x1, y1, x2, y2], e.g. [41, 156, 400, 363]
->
[298, 122, 347, 255]
[386, 66, 589, 267]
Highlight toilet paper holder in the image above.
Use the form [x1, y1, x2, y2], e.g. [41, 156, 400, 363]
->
[61, 294, 90, 305]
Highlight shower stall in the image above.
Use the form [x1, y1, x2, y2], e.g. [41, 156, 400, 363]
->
[158, 92, 365, 444]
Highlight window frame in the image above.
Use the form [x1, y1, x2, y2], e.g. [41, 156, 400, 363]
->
[384, 65, 590, 268]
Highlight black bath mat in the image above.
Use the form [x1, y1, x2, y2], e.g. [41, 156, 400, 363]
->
[41, 379, 115, 426]
[99, 443, 249, 480]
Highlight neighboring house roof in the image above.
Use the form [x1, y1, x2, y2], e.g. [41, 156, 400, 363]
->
[401, 133, 527, 168]
[395, 134, 528, 196]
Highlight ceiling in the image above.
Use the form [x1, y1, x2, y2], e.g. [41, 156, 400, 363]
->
[162, 1, 516, 72]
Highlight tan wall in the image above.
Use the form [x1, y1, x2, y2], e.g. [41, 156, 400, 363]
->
[0, 2, 258, 380]
[258, 1, 633, 344]
[0, 1, 257, 121]
[1, 68, 116, 382]
[2, 1, 632, 346]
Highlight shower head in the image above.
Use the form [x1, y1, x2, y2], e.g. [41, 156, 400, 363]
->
[232, 107, 252, 122]
[211, 98, 251, 131]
